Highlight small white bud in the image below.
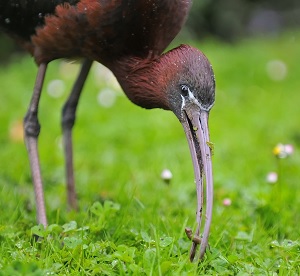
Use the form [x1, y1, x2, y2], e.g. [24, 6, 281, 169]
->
[161, 169, 173, 183]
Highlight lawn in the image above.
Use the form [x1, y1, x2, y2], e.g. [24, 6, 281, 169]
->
[0, 31, 299, 275]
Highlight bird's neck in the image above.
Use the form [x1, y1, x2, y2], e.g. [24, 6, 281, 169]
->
[110, 55, 170, 110]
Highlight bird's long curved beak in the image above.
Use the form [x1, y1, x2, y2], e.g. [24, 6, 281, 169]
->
[181, 107, 213, 261]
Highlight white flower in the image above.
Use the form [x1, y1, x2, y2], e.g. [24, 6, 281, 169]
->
[161, 169, 173, 182]
[222, 198, 232, 206]
[284, 144, 294, 155]
[266, 172, 278, 184]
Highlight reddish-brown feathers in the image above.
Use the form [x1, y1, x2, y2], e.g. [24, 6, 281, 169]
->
[113, 45, 198, 110]
[33, 1, 103, 63]
[30, 0, 191, 65]
[25, 0, 192, 110]
[113, 55, 169, 110]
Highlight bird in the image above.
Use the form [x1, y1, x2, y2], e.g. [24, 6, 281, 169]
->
[0, 0, 215, 261]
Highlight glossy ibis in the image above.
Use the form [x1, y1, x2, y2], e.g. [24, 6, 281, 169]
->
[0, 0, 215, 260]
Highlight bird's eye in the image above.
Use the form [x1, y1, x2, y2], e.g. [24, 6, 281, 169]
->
[180, 85, 189, 97]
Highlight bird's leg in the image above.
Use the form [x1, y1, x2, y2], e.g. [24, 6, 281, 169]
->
[61, 59, 93, 210]
[24, 63, 48, 227]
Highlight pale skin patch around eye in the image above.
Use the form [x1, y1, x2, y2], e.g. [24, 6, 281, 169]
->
[180, 85, 214, 112]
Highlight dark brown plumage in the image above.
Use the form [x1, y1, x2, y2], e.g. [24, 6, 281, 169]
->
[0, 0, 215, 261]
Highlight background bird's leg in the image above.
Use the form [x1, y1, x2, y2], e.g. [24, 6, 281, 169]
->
[61, 59, 93, 210]
[24, 63, 48, 227]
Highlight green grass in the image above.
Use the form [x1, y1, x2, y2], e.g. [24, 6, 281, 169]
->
[0, 31, 300, 275]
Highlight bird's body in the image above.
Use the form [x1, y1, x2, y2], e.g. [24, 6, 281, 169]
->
[1, 1, 189, 63]
[0, 0, 215, 261]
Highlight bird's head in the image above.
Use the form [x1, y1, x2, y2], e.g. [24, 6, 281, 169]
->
[162, 45, 215, 118]
[113, 44, 215, 261]
[161, 45, 215, 260]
